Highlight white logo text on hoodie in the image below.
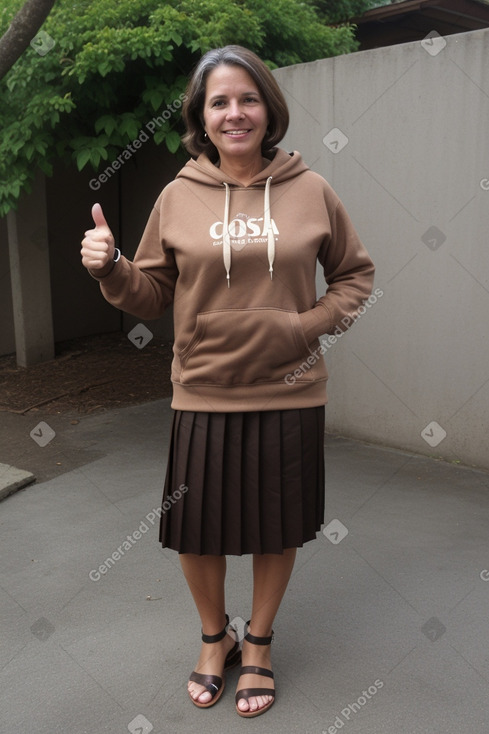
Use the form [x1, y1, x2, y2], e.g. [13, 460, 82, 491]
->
[210, 214, 279, 250]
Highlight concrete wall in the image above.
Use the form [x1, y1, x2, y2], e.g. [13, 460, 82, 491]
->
[0, 140, 179, 357]
[274, 28, 489, 470]
[47, 139, 180, 344]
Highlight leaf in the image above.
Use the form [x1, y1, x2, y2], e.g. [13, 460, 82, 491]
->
[97, 62, 111, 76]
[119, 114, 141, 140]
[39, 159, 53, 177]
[95, 115, 117, 136]
[142, 88, 164, 112]
[24, 143, 35, 161]
[35, 139, 48, 155]
[90, 149, 102, 168]
[153, 128, 167, 145]
[165, 130, 181, 154]
[76, 149, 92, 171]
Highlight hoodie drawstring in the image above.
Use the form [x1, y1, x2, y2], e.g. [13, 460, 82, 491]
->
[264, 176, 274, 280]
[223, 183, 231, 287]
[222, 176, 275, 285]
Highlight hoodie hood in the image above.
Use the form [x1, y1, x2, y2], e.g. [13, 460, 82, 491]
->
[176, 147, 309, 188]
[176, 148, 310, 285]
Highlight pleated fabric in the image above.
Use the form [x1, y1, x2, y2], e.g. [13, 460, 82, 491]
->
[159, 407, 325, 555]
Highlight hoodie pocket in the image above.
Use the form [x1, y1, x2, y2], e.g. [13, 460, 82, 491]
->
[178, 307, 317, 386]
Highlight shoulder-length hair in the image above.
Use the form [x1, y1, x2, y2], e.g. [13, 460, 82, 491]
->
[182, 45, 289, 160]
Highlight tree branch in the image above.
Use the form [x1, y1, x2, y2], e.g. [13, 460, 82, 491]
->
[0, 0, 57, 81]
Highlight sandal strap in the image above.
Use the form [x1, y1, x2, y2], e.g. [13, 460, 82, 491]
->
[201, 613, 230, 644]
[244, 620, 274, 646]
[235, 687, 275, 704]
[224, 640, 241, 670]
[239, 665, 274, 680]
[188, 671, 222, 696]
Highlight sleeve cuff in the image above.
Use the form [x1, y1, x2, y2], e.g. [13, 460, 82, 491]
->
[88, 260, 117, 281]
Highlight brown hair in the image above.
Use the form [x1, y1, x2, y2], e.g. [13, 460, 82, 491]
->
[182, 45, 289, 160]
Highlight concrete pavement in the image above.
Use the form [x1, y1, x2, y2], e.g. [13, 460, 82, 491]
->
[1, 397, 489, 734]
[0, 462, 35, 501]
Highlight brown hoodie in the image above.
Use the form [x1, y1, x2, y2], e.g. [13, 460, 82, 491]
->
[93, 148, 375, 412]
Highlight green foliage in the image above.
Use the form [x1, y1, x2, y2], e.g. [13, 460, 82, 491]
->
[0, 0, 360, 216]
[315, 0, 380, 24]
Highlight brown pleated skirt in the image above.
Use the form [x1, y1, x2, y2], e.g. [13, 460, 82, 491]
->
[159, 407, 325, 555]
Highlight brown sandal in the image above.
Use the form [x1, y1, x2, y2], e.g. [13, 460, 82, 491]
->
[235, 621, 275, 718]
[188, 614, 241, 708]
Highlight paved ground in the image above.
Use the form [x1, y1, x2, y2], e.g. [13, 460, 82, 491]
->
[1, 397, 489, 734]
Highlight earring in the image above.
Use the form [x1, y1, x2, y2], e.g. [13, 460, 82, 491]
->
[204, 132, 208, 140]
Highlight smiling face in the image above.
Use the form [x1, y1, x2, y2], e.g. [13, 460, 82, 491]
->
[203, 64, 269, 171]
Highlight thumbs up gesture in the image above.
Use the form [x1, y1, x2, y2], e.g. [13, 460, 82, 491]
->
[81, 203, 116, 271]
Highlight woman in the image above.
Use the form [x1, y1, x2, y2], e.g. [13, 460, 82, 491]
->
[81, 45, 375, 718]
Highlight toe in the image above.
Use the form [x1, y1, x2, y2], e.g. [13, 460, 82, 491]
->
[247, 696, 260, 712]
[188, 683, 211, 704]
[252, 695, 272, 711]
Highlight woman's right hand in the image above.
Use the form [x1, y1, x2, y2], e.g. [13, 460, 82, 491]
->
[81, 203, 115, 271]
